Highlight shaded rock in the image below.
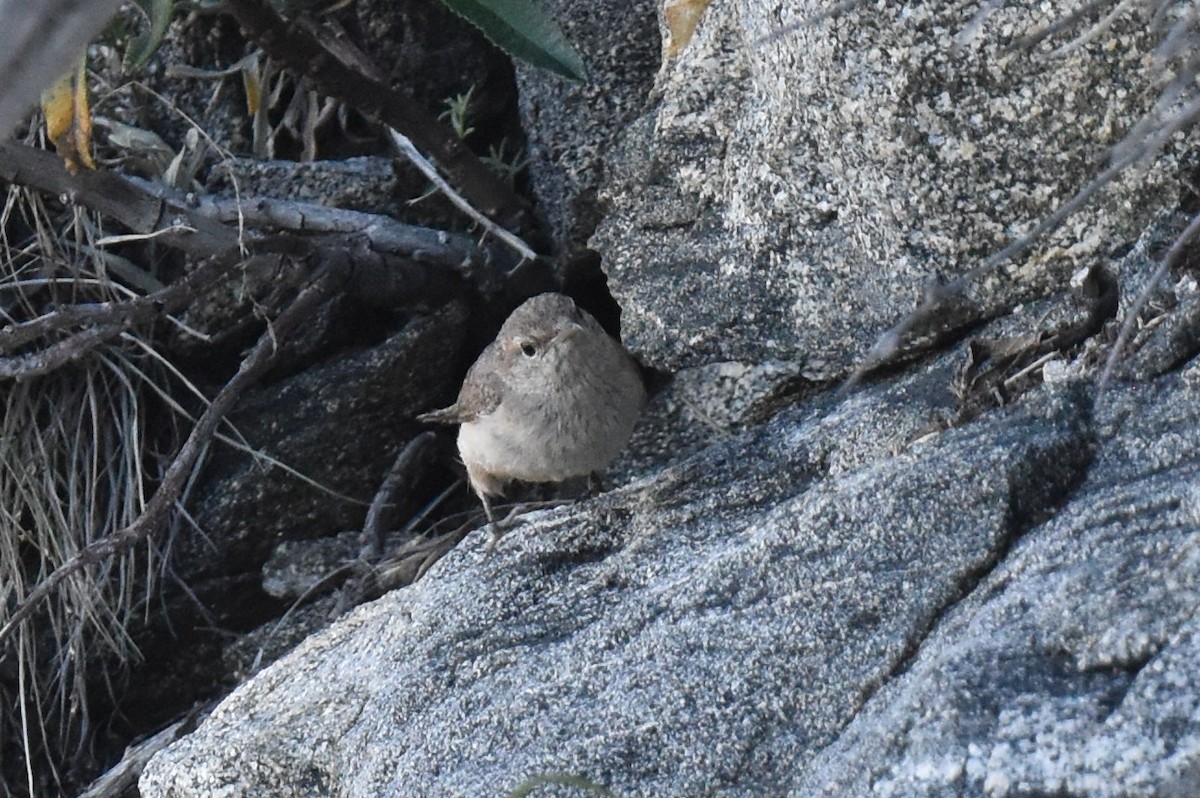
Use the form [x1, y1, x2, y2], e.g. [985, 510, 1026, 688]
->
[513, 0, 660, 273]
[610, 358, 820, 485]
[261, 532, 360, 600]
[174, 302, 468, 582]
[208, 156, 400, 216]
[593, 1, 1195, 373]
[221, 597, 340, 687]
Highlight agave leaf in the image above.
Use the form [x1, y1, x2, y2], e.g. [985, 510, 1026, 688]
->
[125, 0, 174, 69]
[438, 0, 587, 82]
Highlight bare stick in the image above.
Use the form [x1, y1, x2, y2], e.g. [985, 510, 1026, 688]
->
[0, 323, 120, 380]
[130, 177, 485, 272]
[0, 141, 488, 279]
[76, 715, 195, 798]
[1098, 209, 1200, 392]
[0, 141, 239, 258]
[387, 128, 538, 265]
[361, 431, 438, 559]
[335, 431, 439, 613]
[839, 86, 1200, 398]
[0, 245, 251, 355]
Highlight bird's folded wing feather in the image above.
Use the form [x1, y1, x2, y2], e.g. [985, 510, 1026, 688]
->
[415, 342, 504, 424]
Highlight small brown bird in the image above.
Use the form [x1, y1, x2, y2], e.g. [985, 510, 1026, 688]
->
[418, 293, 645, 541]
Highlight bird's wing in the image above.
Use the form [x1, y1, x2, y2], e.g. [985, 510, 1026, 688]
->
[415, 342, 504, 424]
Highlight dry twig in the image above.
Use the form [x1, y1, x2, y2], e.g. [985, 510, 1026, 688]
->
[360, 432, 439, 559]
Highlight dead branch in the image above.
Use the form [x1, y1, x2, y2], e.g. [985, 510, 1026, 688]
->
[0, 139, 497, 380]
[1099, 209, 1200, 392]
[333, 431, 439, 613]
[131, 177, 485, 272]
[76, 712, 200, 798]
[0, 245, 253, 355]
[0, 140, 240, 258]
[840, 83, 1200, 398]
[387, 128, 537, 265]
[361, 432, 439, 559]
[0, 324, 120, 380]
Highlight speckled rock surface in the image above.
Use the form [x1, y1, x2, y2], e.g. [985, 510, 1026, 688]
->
[175, 302, 467, 582]
[593, 0, 1194, 373]
[796, 372, 1200, 798]
[134, 2, 1200, 796]
[136, 346, 1078, 796]
[513, 0, 660, 266]
[208, 157, 399, 215]
[139, 342, 1200, 797]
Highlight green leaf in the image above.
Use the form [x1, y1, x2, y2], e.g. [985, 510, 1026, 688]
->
[437, 0, 588, 82]
[125, 0, 175, 69]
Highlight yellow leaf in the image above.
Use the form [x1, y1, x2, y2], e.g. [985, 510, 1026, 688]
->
[41, 55, 96, 173]
[664, 0, 711, 58]
[241, 52, 262, 116]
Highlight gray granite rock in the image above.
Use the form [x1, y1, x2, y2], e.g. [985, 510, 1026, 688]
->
[138, 347, 1200, 798]
[513, 0, 660, 268]
[593, 0, 1195, 373]
[796, 372, 1200, 798]
[208, 157, 400, 216]
[513, 0, 662, 286]
[140, 346, 1124, 797]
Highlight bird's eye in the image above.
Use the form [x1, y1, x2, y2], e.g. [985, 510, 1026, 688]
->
[520, 341, 538, 357]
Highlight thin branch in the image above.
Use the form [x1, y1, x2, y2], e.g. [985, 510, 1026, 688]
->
[335, 431, 439, 613]
[840, 83, 1200, 397]
[0, 141, 490, 280]
[1099, 210, 1200, 392]
[150, 181, 487, 272]
[0, 245, 249, 354]
[0, 323, 120, 380]
[387, 128, 538, 265]
[0, 141, 239, 258]
[361, 432, 438, 559]
[76, 714, 196, 798]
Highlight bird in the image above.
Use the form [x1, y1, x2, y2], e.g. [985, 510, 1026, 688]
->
[418, 293, 645, 544]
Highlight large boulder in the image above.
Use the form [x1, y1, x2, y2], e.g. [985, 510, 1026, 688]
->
[139, 340, 1200, 796]
[594, 0, 1191, 372]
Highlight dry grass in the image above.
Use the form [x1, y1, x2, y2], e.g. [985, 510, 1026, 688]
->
[0, 187, 179, 796]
